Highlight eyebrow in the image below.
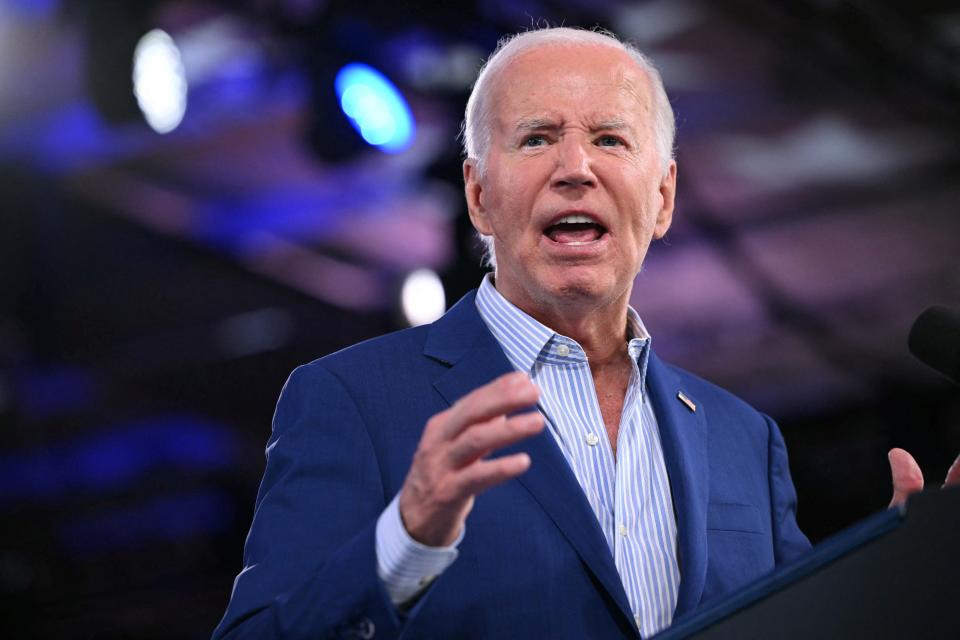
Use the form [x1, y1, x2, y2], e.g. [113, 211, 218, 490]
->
[514, 117, 558, 133]
[591, 118, 631, 131]
[513, 117, 633, 134]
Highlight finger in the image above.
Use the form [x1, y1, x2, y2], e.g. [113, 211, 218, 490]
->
[456, 452, 533, 496]
[447, 411, 544, 467]
[943, 453, 960, 488]
[436, 372, 540, 441]
[888, 447, 925, 508]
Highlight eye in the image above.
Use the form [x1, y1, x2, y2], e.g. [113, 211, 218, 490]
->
[522, 134, 548, 148]
[596, 135, 624, 147]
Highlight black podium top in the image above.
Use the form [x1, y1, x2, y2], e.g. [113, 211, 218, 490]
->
[656, 488, 960, 639]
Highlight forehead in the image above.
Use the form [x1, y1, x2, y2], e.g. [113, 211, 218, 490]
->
[488, 44, 653, 130]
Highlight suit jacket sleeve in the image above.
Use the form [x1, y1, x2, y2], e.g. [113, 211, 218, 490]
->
[212, 362, 404, 640]
[765, 414, 812, 565]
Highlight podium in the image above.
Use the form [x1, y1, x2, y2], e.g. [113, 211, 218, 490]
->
[656, 488, 960, 639]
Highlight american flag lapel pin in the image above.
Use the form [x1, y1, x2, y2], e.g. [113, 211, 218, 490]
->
[677, 391, 697, 413]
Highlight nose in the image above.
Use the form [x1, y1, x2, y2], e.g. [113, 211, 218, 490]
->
[551, 137, 596, 190]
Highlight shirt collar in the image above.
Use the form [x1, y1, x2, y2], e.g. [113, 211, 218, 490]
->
[475, 274, 652, 382]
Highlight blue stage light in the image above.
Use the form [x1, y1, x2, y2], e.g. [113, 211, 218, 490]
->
[334, 63, 415, 153]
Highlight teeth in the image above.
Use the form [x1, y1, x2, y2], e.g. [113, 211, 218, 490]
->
[556, 214, 594, 225]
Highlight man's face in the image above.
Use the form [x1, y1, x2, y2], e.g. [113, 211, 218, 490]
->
[464, 44, 676, 317]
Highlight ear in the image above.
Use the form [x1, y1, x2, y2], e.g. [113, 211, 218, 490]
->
[653, 160, 677, 239]
[463, 159, 493, 235]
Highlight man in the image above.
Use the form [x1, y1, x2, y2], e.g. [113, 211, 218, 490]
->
[213, 27, 952, 639]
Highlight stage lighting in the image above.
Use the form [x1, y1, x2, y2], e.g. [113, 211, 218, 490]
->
[132, 29, 188, 134]
[334, 63, 415, 153]
[401, 269, 445, 326]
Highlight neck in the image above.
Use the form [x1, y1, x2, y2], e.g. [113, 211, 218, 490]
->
[493, 278, 632, 368]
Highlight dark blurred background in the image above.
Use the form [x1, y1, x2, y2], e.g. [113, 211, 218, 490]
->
[1, 0, 958, 637]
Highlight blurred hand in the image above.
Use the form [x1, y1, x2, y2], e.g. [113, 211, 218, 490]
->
[399, 372, 544, 547]
[888, 447, 960, 508]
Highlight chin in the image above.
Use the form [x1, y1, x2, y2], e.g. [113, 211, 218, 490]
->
[547, 271, 616, 302]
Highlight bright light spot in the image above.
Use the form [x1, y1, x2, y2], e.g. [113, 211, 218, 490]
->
[401, 269, 445, 326]
[335, 63, 415, 153]
[132, 29, 188, 134]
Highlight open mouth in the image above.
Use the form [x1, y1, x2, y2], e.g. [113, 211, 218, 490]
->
[543, 214, 608, 245]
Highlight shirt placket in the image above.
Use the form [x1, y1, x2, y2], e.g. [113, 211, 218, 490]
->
[538, 339, 618, 550]
[614, 360, 651, 633]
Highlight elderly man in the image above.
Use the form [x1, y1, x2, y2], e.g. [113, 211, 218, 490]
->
[213, 27, 945, 640]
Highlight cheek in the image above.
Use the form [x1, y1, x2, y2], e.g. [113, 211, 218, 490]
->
[624, 216, 656, 265]
[492, 181, 535, 230]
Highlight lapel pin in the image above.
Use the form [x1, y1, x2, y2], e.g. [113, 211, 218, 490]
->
[677, 391, 697, 413]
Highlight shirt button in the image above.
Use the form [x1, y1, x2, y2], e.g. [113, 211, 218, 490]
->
[585, 433, 599, 446]
[556, 344, 570, 357]
[618, 524, 628, 537]
[634, 613, 641, 628]
[356, 618, 375, 639]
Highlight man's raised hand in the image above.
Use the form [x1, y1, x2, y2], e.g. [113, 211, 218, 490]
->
[888, 447, 960, 508]
[398, 372, 545, 547]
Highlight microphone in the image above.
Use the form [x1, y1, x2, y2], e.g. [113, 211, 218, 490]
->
[908, 306, 960, 384]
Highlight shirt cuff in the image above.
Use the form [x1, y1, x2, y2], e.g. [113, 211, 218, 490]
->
[375, 492, 463, 606]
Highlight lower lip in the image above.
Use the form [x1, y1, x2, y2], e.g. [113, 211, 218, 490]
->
[540, 232, 610, 255]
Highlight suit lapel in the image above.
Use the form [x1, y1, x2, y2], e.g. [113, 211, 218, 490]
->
[646, 351, 709, 617]
[425, 292, 637, 632]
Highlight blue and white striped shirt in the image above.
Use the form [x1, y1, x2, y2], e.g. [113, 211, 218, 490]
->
[377, 275, 680, 636]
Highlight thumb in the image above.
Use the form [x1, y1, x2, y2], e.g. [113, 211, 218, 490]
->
[944, 453, 960, 488]
[888, 448, 924, 509]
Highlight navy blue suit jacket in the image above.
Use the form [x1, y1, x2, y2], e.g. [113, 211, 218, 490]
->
[213, 291, 810, 639]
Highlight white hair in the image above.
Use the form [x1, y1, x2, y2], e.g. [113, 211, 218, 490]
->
[462, 27, 676, 269]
